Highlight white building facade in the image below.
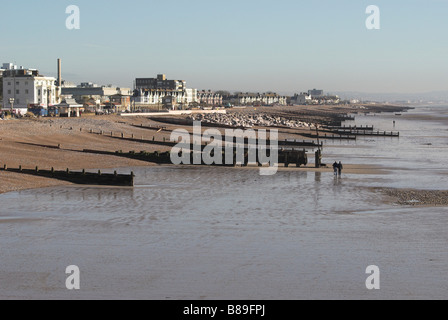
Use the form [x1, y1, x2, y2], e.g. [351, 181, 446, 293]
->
[134, 88, 198, 109]
[2, 70, 59, 112]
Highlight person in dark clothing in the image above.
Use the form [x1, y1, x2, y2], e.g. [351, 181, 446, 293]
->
[333, 161, 338, 176]
[338, 161, 343, 176]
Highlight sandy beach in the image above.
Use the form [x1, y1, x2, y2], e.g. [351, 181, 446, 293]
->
[0, 104, 444, 207]
[1, 104, 448, 300]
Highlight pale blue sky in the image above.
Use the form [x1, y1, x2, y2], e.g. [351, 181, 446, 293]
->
[1, 0, 447, 93]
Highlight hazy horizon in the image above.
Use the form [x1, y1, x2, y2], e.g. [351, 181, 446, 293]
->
[1, 0, 448, 95]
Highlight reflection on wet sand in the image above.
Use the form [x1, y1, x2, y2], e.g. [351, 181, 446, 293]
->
[0, 106, 448, 300]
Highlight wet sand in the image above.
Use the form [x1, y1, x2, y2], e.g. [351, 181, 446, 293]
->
[0, 115, 168, 194]
[1, 166, 447, 300]
[0, 109, 391, 195]
[1, 105, 448, 300]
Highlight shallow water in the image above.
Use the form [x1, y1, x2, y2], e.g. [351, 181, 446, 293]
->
[0, 105, 447, 300]
[324, 105, 448, 189]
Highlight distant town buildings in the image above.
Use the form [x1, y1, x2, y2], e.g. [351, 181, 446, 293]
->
[1, 63, 60, 114]
[1, 60, 347, 115]
[290, 93, 312, 105]
[290, 90, 340, 105]
[62, 83, 132, 112]
[197, 90, 223, 106]
[133, 74, 198, 110]
[222, 92, 288, 107]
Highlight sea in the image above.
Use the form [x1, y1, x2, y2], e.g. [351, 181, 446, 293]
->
[0, 105, 447, 299]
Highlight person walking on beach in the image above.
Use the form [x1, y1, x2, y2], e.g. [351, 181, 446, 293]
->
[333, 161, 338, 176]
[338, 161, 343, 177]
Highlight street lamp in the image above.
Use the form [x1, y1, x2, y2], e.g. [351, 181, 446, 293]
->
[9, 98, 14, 114]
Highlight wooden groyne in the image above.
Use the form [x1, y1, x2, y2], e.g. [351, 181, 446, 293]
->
[300, 132, 357, 140]
[281, 139, 324, 149]
[83, 148, 308, 167]
[321, 125, 400, 137]
[83, 149, 173, 165]
[331, 130, 400, 137]
[130, 124, 168, 132]
[323, 125, 374, 131]
[86, 129, 323, 149]
[0, 165, 134, 186]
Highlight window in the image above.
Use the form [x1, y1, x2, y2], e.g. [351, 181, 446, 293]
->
[16, 99, 20, 104]
[38, 90, 41, 96]
[7, 90, 11, 94]
[7, 82, 11, 86]
[25, 89, 29, 94]
[25, 81, 29, 86]
[16, 82, 19, 86]
[16, 90, 20, 94]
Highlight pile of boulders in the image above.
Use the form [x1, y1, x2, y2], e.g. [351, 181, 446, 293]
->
[189, 113, 318, 129]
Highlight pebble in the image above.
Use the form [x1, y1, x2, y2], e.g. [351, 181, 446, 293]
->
[382, 189, 448, 206]
[188, 113, 318, 129]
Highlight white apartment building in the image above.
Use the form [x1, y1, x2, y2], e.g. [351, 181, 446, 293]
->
[2, 69, 59, 112]
[134, 88, 198, 108]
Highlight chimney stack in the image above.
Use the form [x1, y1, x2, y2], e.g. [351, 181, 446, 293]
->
[57, 58, 62, 87]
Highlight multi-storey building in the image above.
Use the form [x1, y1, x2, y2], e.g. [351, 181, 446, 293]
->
[134, 88, 198, 109]
[308, 89, 324, 98]
[2, 67, 59, 113]
[135, 74, 186, 92]
[133, 74, 198, 109]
